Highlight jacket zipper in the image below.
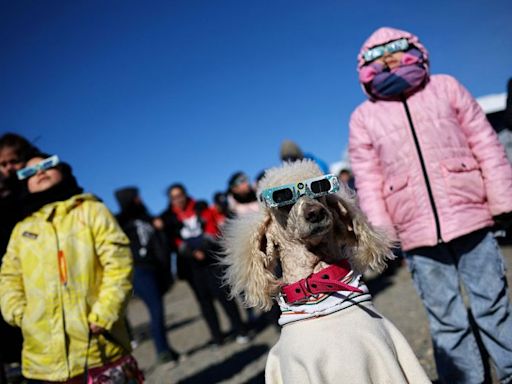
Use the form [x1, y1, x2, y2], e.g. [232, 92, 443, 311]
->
[47, 207, 72, 377]
[401, 96, 443, 243]
[47, 208, 68, 286]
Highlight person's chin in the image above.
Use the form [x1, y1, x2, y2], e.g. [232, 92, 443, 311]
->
[34, 180, 53, 193]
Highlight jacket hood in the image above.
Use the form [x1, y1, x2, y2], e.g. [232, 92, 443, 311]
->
[357, 27, 429, 71]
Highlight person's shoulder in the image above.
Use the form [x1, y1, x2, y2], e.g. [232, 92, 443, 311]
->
[70, 193, 101, 208]
[72, 194, 116, 218]
[350, 99, 374, 124]
[201, 204, 217, 218]
[11, 215, 34, 235]
[426, 74, 467, 97]
[429, 74, 460, 87]
[353, 99, 373, 112]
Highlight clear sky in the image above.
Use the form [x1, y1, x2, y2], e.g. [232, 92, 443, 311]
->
[2, 0, 511, 215]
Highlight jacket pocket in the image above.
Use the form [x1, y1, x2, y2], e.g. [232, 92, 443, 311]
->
[441, 157, 485, 205]
[382, 174, 416, 225]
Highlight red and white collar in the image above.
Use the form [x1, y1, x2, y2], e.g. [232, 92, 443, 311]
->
[280, 260, 363, 305]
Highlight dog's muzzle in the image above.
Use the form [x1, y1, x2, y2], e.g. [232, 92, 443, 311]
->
[303, 204, 327, 223]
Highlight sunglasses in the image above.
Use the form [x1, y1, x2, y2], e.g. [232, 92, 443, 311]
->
[260, 174, 340, 208]
[17, 155, 60, 180]
[363, 38, 409, 63]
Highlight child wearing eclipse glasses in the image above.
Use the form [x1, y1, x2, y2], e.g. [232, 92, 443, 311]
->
[0, 153, 142, 383]
[349, 27, 512, 384]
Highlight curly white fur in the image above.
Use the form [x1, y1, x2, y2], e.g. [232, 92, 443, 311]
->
[220, 159, 395, 311]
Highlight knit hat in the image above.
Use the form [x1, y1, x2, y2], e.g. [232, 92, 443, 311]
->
[114, 187, 139, 209]
[280, 140, 304, 161]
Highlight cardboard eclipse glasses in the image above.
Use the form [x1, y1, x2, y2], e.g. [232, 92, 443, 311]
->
[17, 155, 60, 180]
[260, 174, 340, 208]
[363, 38, 409, 63]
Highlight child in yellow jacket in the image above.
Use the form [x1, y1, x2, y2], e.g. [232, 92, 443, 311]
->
[0, 153, 134, 382]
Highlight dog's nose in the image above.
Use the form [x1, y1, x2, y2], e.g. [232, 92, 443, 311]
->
[304, 205, 326, 223]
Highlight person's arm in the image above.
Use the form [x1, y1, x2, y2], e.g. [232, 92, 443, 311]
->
[161, 210, 184, 252]
[349, 107, 398, 240]
[86, 201, 133, 332]
[0, 225, 26, 327]
[447, 75, 512, 215]
[202, 207, 220, 238]
[150, 226, 171, 269]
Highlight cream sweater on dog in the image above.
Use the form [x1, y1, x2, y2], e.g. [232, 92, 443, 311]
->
[267, 279, 431, 384]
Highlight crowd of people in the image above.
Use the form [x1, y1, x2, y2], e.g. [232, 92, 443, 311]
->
[0, 137, 141, 383]
[0, 131, 326, 383]
[0, 25, 512, 384]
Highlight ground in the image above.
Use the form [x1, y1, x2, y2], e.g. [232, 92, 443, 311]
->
[129, 246, 512, 384]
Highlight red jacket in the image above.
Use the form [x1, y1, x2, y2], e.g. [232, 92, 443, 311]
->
[171, 198, 219, 248]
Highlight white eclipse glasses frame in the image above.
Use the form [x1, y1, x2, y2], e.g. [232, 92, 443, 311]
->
[363, 38, 409, 63]
[259, 174, 340, 208]
[17, 155, 60, 180]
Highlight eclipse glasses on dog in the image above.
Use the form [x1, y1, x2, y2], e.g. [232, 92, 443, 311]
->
[260, 174, 340, 208]
[363, 38, 409, 63]
[17, 155, 60, 180]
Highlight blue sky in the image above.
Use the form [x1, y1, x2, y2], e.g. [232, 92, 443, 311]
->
[1, 0, 511, 215]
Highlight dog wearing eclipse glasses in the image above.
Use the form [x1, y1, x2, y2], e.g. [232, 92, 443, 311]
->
[220, 160, 430, 384]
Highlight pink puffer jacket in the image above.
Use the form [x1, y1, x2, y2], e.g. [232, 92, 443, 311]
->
[349, 27, 512, 251]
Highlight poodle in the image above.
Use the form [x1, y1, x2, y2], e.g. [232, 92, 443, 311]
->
[221, 160, 430, 384]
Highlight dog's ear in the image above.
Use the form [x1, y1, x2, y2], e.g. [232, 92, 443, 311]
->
[220, 211, 280, 311]
[326, 190, 395, 274]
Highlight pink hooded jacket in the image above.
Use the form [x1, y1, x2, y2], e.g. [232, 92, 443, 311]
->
[349, 27, 512, 251]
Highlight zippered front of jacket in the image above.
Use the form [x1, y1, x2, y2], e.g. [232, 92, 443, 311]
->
[401, 96, 442, 244]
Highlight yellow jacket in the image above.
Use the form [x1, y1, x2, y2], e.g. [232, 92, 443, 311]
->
[0, 194, 133, 381]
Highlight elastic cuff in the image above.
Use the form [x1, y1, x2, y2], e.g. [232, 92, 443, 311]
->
[88, 312, 115, 331]
[13, 313, 23, 328]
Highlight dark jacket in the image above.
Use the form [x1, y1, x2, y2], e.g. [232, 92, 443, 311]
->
[117, 213, 173, 294]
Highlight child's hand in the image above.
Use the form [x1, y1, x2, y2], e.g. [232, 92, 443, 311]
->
[192, 250, 205, 261]
[90, 323, 105, 334]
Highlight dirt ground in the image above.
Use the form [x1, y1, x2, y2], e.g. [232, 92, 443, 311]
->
[128, 246, 512, 384]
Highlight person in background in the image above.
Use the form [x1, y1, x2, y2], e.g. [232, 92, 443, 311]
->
[337, 168, 355, 191]
[210, 191, 232, 230]
[226, 172, 259, 217]
[0, 153, 138, 383]
[225, 172, 283, 326]
[279, 139, 330, 174]
[160, 184, 248, 346]
[498, 78, 512, 164]
[0, 133, 39, 261]
[114, 187, 183, 365]
[225, 172, 262, 323]
[349, 27, 512, 384]
[496, 78, 512, 245]
[0, 133, 39, 384]
[505, 78, 512, 131]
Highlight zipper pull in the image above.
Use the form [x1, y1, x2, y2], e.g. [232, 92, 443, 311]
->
[58, 250, 68, 286]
